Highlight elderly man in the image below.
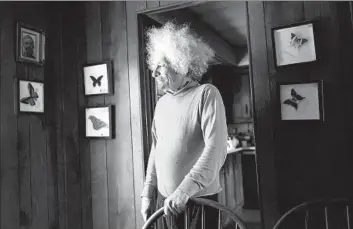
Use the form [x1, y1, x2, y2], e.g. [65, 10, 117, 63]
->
[141, 21, 228, 229]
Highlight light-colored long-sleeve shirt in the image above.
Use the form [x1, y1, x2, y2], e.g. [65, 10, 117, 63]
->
[141, 81, 228, 198]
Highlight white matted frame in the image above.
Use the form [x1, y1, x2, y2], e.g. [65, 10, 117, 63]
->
[272, 21, 317, 67]
[18, 79, 44, 114]
[16, 22, 46, 66]
[85, 105, 114, 139]
[83, 62, 113, 96]
[278, 80, 324, 122]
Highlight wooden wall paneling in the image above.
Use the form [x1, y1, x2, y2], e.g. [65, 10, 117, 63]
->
[44, 3, 67, 229]
[45, 3, 61, 229]
[17, 66, 32, 229]
[13, 4, 33, 228]
[101, 2, 136, 229]
[126, 2, 147, 229]
[75, 2, 92, 229]
[62, 3, 82, 229]
[85, 2, 109, 229]
[0, 3, 20, 229]
[246, 2, 280, 229]
[25, 5, 49, 229]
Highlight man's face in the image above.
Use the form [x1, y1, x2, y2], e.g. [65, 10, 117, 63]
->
[23, 36, 34, 56]
[152, 59, 181, 93]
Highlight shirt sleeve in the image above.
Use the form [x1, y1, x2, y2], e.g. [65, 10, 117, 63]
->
[140, 119, 158, 198]
[177, 84, 228, 197]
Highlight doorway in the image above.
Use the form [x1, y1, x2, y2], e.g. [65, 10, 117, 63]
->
[137, 2, 261, 228]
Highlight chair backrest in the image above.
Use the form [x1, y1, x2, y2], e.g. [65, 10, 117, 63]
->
[142, 197, 248, 229]
[273, 198, 353, 229]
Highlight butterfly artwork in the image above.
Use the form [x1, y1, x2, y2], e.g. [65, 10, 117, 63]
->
[90, 75, 103, 87]
[88, 115, 107, 130]
[283, 88, 305, 110]
[85, 106, 113, 138]
[83, 63, 111, 96]
[18, 80, 44, 113]
[20, 82, 39, 106]
[273, 22, 317, 67]
[289, 33, 308, 50]
[280, 81, 323, 121]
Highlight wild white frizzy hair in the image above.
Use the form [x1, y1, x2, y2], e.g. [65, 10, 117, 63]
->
[145, 21, 215, 82]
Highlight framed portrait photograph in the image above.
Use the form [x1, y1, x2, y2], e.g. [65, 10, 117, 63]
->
[16, 22, 46, 65]
[85, 106, 114, 139]
[83, 62, 113, 96]
[18, 79, 44, 114]
[272, 21, 317, 67]
[278, 80, 324, 122]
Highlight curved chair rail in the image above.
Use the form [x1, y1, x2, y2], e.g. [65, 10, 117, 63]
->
[142, 197, 248, 229]
[273, 198, 353, 229]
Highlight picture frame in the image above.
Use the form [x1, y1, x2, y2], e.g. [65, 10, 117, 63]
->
[85, 105, 115, 139]
[278, 80, 324, 122]
[272, 21, 317, 67]
[18, 79, 44, 114]
[83, 62, 113, 96]
[16, 22, 46, 66]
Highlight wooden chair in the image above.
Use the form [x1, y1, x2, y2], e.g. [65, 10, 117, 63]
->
[273, 198, 353, 229]
[142, 197, 248, 229]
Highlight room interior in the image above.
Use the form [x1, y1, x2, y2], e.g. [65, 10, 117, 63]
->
[0, 1, 353, 229]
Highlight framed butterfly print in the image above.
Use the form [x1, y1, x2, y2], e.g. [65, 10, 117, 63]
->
[18, 79, 44, 114]
[272, 21, 317, 67]
[85, 105, 115, 139]
[83, 62, 113, 96]
[278, 80, 324, 122]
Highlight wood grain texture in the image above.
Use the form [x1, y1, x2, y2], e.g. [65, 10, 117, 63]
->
[75, 2, 92, 229]
[101, 2, 136, 229]
[85, 2, 109, 229]
[269, 2, 353, 212]
[62, 3, 82, 229]
[246, 2, 280, 229]
[45, 5, 60, 229]
[126, 2, 146, 229]
[0, 3, 20, 229]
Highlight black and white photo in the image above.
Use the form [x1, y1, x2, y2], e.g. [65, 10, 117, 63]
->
[18, 79, 44, 113]
[16, 22, 46, 65]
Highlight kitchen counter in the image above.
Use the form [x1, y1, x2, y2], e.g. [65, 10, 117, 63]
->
[227, 146, 256, 155]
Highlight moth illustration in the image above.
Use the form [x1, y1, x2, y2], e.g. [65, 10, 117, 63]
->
[289, 33, 308, 50]
[90, 75, 103, 87]
[20, 82, 39, 106]
[283, 88, 305, 110]
[88, 115, 107, 130]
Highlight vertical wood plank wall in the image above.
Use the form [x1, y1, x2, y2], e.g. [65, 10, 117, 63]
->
[0, 2, 86, 229]
[247, 2, 353, 229]
[1, 2, 353, 229]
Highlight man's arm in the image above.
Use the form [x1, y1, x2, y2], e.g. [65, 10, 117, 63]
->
[141, 119, 158, 198]
[177, 84, 228, 197]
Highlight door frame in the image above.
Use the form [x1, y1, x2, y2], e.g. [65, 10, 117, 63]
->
[127, 2, 279, 229]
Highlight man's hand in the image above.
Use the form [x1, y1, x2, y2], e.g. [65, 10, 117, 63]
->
[164, 190, 190, 216]
[141, 197, 152, 222]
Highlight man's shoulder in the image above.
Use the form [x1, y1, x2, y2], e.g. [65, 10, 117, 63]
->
[197, 83, 221, 96]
